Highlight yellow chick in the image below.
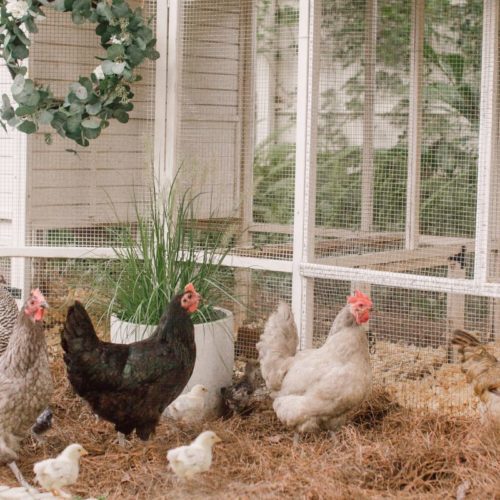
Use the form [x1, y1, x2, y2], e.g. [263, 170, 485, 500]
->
[166, 431, 221, 479]
[33, 443, 88, 497]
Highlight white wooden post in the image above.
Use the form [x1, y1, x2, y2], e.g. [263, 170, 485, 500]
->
[474, 0, 499, 284]
[354, 0, 378, 299]
[163, 0, 183, 190]
[361, 0, 377, 233]
[153, 0, 169, 189]
[235, 0, 257, 330]
[11, 131, 27, 303]
[405, 0, 424, 251]
[292, 0, 321, 349]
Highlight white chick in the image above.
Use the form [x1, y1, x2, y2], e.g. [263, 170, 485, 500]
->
[33, 443, 88, 497]
[166, 430, 221, 479]
[167, 384, 209, 424]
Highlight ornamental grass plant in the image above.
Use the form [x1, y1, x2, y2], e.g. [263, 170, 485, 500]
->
[102, 179, 237, 327]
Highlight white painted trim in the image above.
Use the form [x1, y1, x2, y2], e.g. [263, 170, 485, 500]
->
[0, 247, 293, 273]
[291, 0, 320, 348]
[301, 262, 500, 299]
[153, 0, 169, 188]
[405, 0, 424, 250]
[474, 0, 499, 283]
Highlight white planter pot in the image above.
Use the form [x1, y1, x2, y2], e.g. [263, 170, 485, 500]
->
[110, 308, 234, 412]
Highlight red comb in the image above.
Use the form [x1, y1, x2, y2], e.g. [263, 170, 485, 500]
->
[347, 290, 372, 307]
[184, 283, 196, 294]
[31, 288, 44, 300]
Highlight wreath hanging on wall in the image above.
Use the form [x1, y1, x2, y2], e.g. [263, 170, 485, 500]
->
[0, 0, 159, 146]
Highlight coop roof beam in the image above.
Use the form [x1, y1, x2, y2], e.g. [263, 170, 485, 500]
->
[474, 0, 499, 284]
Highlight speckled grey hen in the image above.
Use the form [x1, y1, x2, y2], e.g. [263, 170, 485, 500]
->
[0, 289, 53, 486]
[0, 277, 18, 356]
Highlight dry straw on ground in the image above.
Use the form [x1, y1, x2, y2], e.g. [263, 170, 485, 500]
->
[0, 345, 498, 500]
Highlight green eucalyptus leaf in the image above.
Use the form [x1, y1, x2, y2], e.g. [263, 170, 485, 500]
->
[83, 126, 101, 139]
[23, 91, 41, 107]
[96, 2, 113, 21]
[113, 109, 129, 123]
[66, 116, 82, 133]
[17, 120, 37, 134]
[12, 44, 29, 60]
[112, 61, 126, 75]
[39, 110, 54, 124]
[101, 60, 114, 75]
[24, 17, 38, 34]
[2, 94, 12, 110]
[54, 0, 66, 11]
[15, 105, 37, 116]
[81, 116, 102, 129]
[11, 75, 25, 95]
[85, 102, 102, 115]
[107, 43, 125, 59]
[1, 108, 16, 121]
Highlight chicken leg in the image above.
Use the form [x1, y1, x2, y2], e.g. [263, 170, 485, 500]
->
[8, 461, 32, 490]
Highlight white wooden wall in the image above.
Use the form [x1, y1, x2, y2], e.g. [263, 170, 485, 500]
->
[25, 10, 154, 234]
[177, 1, 243, 219]
[0, 62, 26, 291]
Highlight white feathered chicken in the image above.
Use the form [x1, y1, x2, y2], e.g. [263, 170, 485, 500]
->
[257, 290, 373, 432]
[33, 443, 88, 497]
[0, 289, 52, 487]
[166, 384, 209, 424]
[167, 430, 221, 479]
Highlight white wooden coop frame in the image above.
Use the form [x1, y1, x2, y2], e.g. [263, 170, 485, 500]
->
[0, 0, 500, 351]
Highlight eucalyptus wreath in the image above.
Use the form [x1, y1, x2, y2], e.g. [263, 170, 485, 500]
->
[0, 0, 159, 146]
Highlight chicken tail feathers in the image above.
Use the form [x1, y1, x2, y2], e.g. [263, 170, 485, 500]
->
[257, 302, 298, 393]
[452, 329, 481, 348]
[61, 301, 99, 355]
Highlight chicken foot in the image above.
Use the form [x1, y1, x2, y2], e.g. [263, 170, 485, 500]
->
[117, 432, 132, 448]
[8, 461, 32, 490]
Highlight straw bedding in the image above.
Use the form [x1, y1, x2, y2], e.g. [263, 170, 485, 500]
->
[0, 344, 498, 499]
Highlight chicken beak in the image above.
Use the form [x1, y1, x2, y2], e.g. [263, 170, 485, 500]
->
[214, 435, 222, 443]
[40, 300, 49, 310]
[81, 448, 89, 456]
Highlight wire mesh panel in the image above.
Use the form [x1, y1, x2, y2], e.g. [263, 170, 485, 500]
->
[313, 0, 481, 280]
[23, 0, 157, 244]
[312, 277, 497, 414]
[175, 0, 299, 258]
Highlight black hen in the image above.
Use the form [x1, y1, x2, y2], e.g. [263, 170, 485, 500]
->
[61, 284, 200, 441]
[221, 360, 259, 418]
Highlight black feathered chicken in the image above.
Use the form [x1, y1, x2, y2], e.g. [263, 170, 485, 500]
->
[61, 284, 200, 442]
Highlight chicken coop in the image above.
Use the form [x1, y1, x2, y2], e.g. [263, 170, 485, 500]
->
[1, 0, 499, 414]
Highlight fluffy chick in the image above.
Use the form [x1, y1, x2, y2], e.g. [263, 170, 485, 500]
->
[166, 384, 209, 424]
[220, 360, 259, 418]
[452, 329, 500, 425]
[166, 430, 221, 479]
[33, 443, 88, 497]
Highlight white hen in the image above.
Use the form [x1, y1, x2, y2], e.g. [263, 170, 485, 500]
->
[257, 291, 373, 432]
[33, 443, 87, 497]
[166, 431, 221, 479]
[167, 384, 209, 424]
